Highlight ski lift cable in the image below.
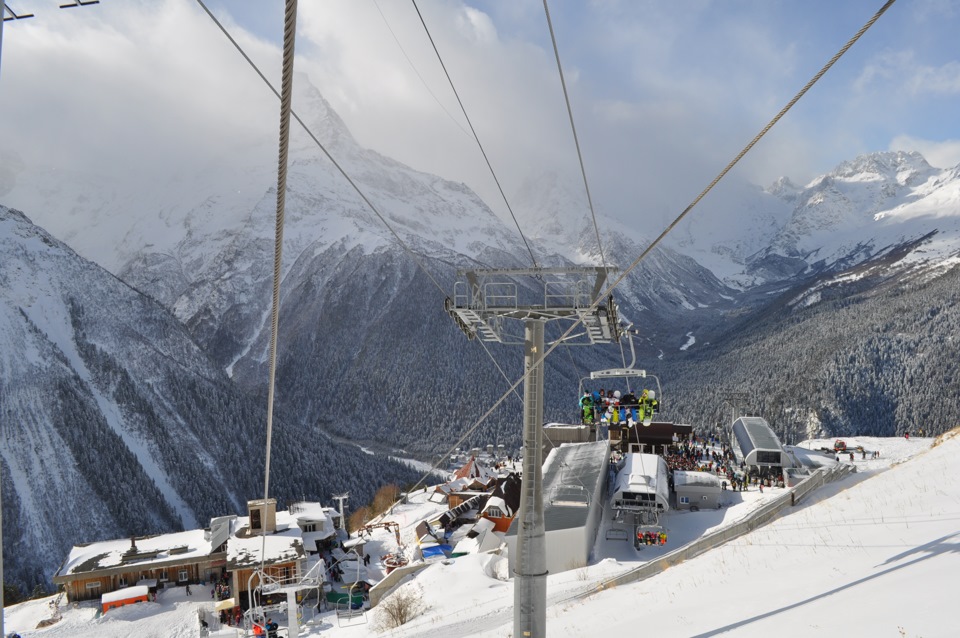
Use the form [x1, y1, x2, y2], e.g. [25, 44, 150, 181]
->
[372, 0, 473, 140]
[194, 0, 449, 299]
[196, 0, 529, 495]
[509, 0, 901, 393]
[476, 337, 524, 404]
[196, 0, 533, 401]
[411, 0, 541, 271]
[259, 0, 298, 590]
[541, 0, 609, 277]
[409, 0, 897, 492]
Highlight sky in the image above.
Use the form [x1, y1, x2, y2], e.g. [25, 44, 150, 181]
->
[2, 0, 960, 226]
[4, 433, 955, 637]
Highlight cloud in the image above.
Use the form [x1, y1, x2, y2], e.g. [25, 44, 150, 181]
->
[0, 0, 280, 177]
[889, 135, 960, 169]
[1, 0, 958, 236]
[910, 61, 960, 95]
[856, 50, 960, 96]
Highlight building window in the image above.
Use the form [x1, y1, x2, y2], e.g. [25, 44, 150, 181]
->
[487, 508, 502, 518]
[179, 569, 189, 583]
[118, 576, 127, 588]
[302, 523, 316, 533]
[251, 509, 262, 530]
[679, 496, 689, 504]
[160, 570, 168, 582]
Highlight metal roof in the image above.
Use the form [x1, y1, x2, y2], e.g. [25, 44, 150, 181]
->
[673, 470, 722, 489]
[542, 441, 609, 532]
[732, 417, 784, 456]
[504, 440, 609, 538]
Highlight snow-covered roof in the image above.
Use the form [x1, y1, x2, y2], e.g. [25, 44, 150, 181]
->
[288, 501, 337, 522]
[101, 586, 149, 604]
[56, 529, 213, 578]
[434, 478, 471, 495]
[673, 471, 722, 489]
[451, 518, 500, 556]
[453, 456, 498, 482]
[539, 441, 609, 533]
[58, 504, 325, 581]
[227, 513, 304, 569]
[482, 496, 507, 515]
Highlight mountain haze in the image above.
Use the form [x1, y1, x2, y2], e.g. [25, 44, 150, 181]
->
[4, 75, 960, 596]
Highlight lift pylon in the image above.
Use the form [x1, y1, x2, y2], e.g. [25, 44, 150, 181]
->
[446, 267, 622, 638]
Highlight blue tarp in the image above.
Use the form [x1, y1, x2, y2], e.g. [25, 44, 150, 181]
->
[420, 544, 452, 560]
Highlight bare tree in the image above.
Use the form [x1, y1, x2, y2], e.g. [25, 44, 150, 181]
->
[374, 583, 426, 631]
[348, 506, 371, 534]
[372, 483, 401, 515]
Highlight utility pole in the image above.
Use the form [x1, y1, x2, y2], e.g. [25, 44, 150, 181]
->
[446, 267, 621, 638]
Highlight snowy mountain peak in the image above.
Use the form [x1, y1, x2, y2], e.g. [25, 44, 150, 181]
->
[828, 150, 934, 187]
[292, 72, 356, 151]
[767, 175, 799, 197]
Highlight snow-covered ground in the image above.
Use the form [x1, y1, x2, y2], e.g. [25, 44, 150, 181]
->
[4, 434, 953, 637]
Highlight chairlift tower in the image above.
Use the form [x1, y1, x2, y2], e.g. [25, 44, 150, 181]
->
[446, 267, 621, 638]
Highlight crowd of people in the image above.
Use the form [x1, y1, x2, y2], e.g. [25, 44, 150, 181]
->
[638, 530, 668, 546]
[211, 576, 231, 602]
[664, 436, 786, 490]
[579, 387, 659, 426]
[665, 437, 733, 474]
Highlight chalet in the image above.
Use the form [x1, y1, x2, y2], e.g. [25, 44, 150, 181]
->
[53, 527, 225, 603]
[480, 472, 522, 533]
[53, 498, 343, 609]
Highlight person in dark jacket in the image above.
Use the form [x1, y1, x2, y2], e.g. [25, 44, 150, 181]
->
[620, 390, 638, 424]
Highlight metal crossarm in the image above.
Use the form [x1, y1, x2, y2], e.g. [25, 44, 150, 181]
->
[446, 268, 621, 344]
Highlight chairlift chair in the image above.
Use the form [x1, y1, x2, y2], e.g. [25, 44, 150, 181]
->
[632, 509, 667, 549]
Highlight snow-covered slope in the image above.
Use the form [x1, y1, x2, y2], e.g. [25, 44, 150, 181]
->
[663, 151, 960, 290]
[4, 433, 955, 637]
[0, 205, 421, 592]
[1, 205, 235, 585]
